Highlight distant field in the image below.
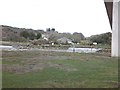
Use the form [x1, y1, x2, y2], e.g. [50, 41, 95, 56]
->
[2, 51, 118, 88]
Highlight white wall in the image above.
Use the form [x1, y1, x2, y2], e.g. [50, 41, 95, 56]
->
[112, 1, 120, 57]
[118, 1, 120, 57]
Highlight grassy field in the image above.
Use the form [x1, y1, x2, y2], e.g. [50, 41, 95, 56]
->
[2, 50, 118, 88]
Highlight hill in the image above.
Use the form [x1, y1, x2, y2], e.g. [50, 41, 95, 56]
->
[1, 25, 85, 43]
[1, 25, 45, 42]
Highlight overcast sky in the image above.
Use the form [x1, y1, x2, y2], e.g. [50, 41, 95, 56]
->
[0, 0, 111, 37]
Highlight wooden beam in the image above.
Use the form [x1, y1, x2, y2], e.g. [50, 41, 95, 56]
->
[104, 2, 113, 28]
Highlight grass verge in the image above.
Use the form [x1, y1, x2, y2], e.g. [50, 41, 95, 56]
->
[2, 51, 118, 88]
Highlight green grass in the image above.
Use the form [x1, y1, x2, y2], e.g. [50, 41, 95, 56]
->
[2, 51, 118, 88]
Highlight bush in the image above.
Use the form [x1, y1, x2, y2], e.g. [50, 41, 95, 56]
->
[89, 32, 111, 44]
[36, 33, 41, 39]
[29, 32, 35, 40]
[4, 36, 27, 42]
[20, 31, 29, 39]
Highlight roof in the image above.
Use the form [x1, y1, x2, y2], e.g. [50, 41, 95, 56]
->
[104, 1, 113, 28]
[57, 37, 72, 43]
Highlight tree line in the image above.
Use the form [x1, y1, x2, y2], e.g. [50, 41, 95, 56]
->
[89, 32, 111, 45]
[20, 31, 41, 40]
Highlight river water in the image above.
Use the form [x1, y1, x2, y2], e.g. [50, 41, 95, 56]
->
[67, 47, 101, 53]
[0, 45, 13, 49]
[0, 45, 101, 53]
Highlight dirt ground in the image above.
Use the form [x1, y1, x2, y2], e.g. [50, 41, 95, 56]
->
[2, 51, 81, 74]
[2, 50, 112, 74]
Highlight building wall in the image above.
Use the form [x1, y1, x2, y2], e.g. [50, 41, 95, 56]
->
[118, 1, 120, 57]
[112, 1, 120, 57]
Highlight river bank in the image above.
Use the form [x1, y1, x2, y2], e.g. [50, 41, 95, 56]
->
[0, 44, 102, 53]
[0, 41, 111, 54]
